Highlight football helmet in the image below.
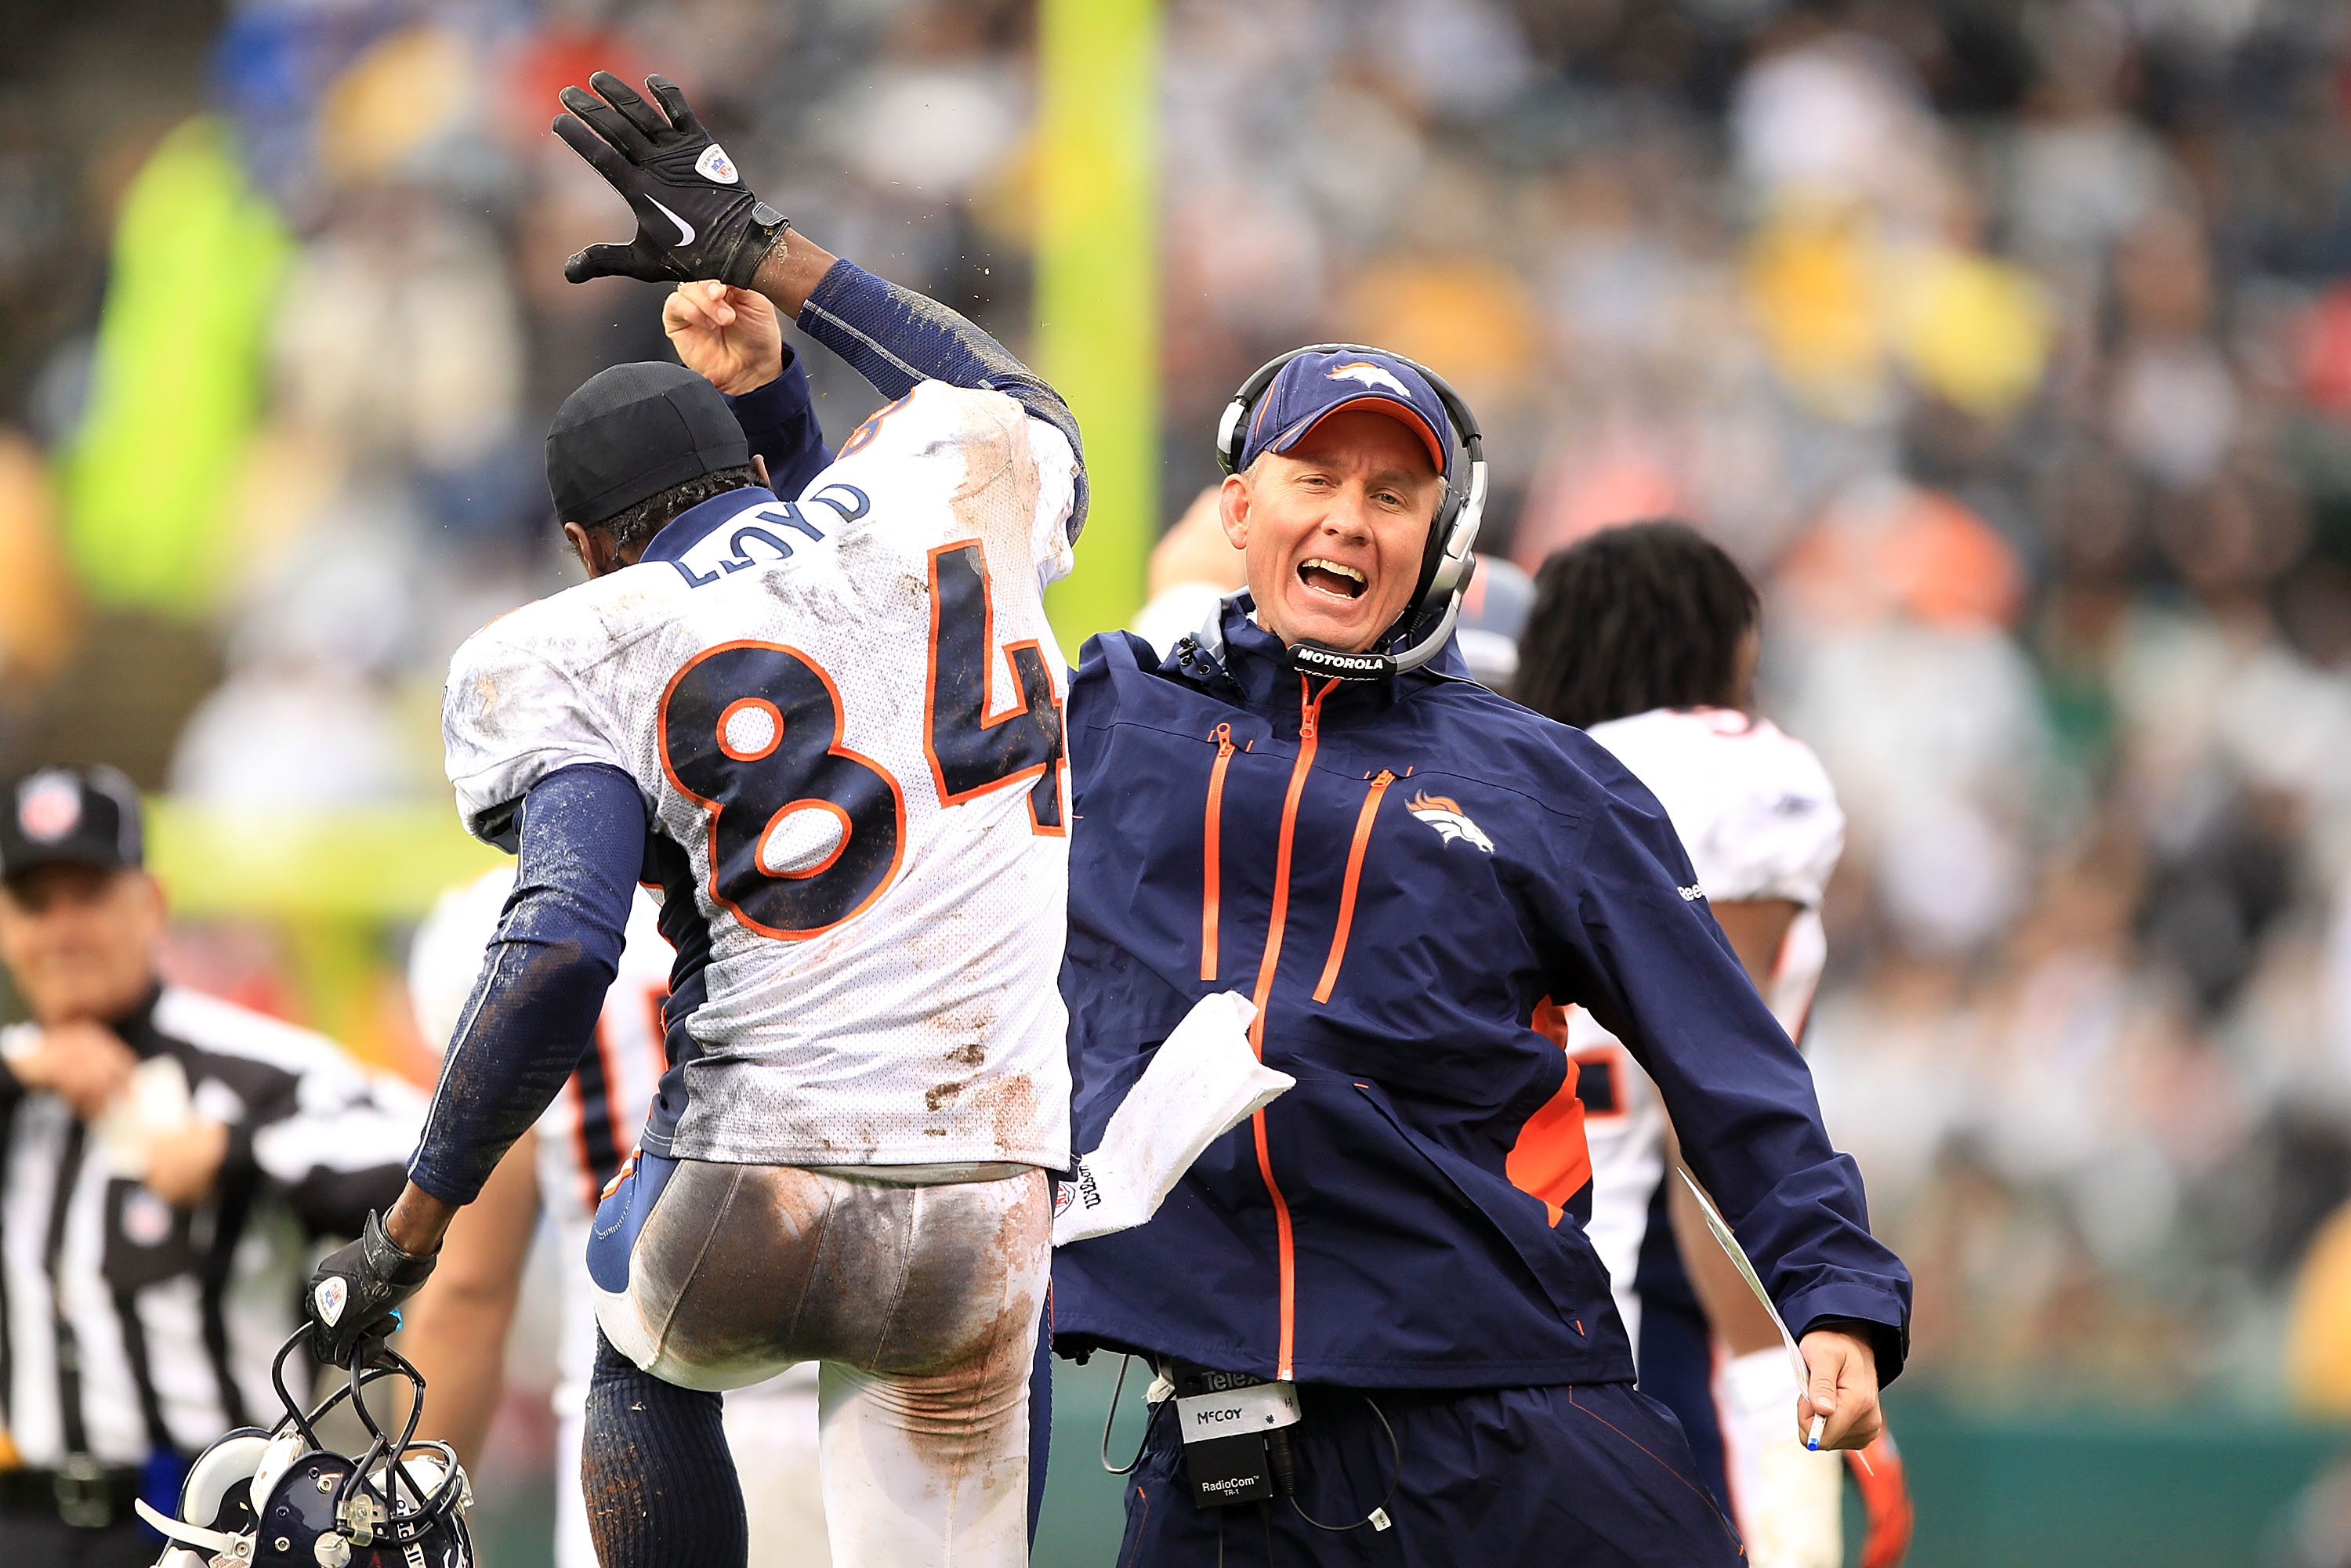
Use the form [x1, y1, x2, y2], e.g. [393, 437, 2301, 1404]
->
[143, 1325, 473, 1568]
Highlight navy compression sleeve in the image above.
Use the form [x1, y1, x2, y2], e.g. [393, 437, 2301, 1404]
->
[407, 763, 646, 1205]
[724, 340, 833, 498]
[795, 259, 1089, 534]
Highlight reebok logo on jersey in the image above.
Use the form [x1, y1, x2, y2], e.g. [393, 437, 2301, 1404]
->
[1679, 884, 1705, 901]
[1327, 361, 1411, 397]
[650, 197, 696, 246]
[1406, 791, 1494, 853]
[313, 1276, 349, 1327]
[695, 143, 739, 185]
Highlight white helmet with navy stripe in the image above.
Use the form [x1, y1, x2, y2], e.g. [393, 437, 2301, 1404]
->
[143, 1328, 473, 1568]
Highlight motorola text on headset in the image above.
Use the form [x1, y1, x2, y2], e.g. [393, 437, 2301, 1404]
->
[1214, 343, 1490, 682]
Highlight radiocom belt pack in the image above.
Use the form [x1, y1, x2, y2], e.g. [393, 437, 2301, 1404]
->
[1167, 1361, 1302, 1508]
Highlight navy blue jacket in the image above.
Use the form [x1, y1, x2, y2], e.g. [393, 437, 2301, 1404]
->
[1051, 599, 1911, 1390]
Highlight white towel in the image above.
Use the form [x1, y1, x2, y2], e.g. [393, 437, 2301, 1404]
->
[1053, 992, 1292, 1248]
[93, 1054, 193, 1179]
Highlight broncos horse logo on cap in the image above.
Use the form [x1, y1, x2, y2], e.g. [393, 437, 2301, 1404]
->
[1406, 791, 1494, 853]
[1327, 361, 1411, 398]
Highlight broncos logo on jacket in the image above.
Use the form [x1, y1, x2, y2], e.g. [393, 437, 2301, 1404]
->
[1404, 791, 1494, 853]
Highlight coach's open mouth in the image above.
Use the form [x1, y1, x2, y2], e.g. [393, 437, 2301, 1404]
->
[1299, 557, 1367, 600]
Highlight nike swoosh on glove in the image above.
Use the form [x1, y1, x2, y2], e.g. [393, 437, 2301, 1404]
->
[554, 71, 789, 287]
[305, 1210, 437, 1366]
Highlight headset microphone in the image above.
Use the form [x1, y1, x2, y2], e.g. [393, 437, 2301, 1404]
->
[1215, 344, 1488, 680]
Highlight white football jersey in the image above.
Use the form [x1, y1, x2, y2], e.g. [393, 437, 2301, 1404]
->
[1562, 706, 1845, 1352]
[441, 382, 1079, 1169]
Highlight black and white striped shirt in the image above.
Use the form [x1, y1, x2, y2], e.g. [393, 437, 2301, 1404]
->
[0, 986, 419, 1467]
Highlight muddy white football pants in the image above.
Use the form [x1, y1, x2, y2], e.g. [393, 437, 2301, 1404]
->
[586, 1157, 1048, 1568]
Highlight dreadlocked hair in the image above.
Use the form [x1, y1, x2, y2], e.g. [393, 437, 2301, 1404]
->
[599, 466, 760, 554]
[1512, 519, 1760, 730]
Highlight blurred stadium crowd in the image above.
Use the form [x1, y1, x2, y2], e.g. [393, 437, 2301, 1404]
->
[7, 0, 2351, 1432]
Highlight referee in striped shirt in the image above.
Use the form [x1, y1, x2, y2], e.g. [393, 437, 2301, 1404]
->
[0, 767, 421, 1564]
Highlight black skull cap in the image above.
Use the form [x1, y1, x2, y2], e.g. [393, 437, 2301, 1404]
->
[546, 361, 751, 527]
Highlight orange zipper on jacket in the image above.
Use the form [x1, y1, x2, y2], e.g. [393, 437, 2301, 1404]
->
[1201, 724, 1237, 981]
[1246, 675, 1336, 1383]
[1313, 770, 1395, 1002]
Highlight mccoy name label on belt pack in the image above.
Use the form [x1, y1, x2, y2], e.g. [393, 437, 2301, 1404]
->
[1171, 1364, 1302, 1508]
[1176, 1376, 1301, 1442]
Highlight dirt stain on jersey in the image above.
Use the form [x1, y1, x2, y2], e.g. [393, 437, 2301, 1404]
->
[900, 907, 973, 972]
[591, 588, 673, 654]
[947, 388, 1043, 556]
[968, 1070, 1038, 1152]
[924, 1078, 969, 1111]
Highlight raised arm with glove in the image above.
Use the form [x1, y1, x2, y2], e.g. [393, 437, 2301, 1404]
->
[552, 71, 790, 287]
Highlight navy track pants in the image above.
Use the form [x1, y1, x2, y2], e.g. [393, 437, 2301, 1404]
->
[1114, 1380, 1744, 1566]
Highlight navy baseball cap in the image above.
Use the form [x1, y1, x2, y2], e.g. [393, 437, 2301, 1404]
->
[1236, 349, 1454, 481]
[547, 362, 751, 527]
[0, 766, 143, 882]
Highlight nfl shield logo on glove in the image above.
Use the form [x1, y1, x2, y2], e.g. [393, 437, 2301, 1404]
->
[313, 1275, 348, 1327]
[696, 144, 739, 184]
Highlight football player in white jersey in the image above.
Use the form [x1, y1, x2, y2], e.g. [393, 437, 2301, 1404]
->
[300, 71, 1086, 1568]
[398, 870, 828, 1568]
[1514, 521, 1914, 1568]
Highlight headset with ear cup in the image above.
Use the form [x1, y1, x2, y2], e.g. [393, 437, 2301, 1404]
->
[1215, 343, 1489, 681]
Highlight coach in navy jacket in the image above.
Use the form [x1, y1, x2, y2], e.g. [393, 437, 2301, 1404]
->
[1052, 348, 1910, 1565]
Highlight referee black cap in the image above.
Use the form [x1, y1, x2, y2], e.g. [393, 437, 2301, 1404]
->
[547, 362, 751, 527]
[0, 766, 143, 882]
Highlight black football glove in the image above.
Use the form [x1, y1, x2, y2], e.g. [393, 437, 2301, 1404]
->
[553, 71, 789, 287]
[306, 1210, 437, 1366]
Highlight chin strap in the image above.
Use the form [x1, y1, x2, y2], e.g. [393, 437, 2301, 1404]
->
[134, 1497, 257, 1564]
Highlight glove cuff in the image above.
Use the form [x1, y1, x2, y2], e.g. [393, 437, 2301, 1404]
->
[361, 1210, 438, 1291]
[719, 204, 792, 290]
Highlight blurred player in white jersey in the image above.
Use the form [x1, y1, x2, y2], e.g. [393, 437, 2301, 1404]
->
[298, 71, 1089, 1568]
[398, 870, 827, 1568]
[1514, 520, 1914, 1568]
